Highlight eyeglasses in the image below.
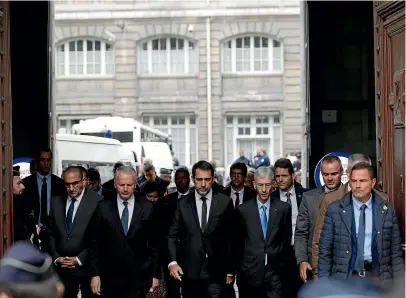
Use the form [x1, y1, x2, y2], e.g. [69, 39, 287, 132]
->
[64, 180, 82, 188]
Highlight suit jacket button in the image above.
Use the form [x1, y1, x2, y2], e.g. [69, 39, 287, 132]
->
[346, 251, 349, 254]
[67, 237, 70, 240]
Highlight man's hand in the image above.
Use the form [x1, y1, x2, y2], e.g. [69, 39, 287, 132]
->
[299, 261, 312, 283]
[149, 278, 159, 292]
[91, 276, 101, 295]
[169, 264, 183, 281]
[226, 276, 233, 285]
[60, 257, 77, 268]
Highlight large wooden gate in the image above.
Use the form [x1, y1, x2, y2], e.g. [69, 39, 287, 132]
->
[374, 1, 405, 237]
[0, 1, 13, 257]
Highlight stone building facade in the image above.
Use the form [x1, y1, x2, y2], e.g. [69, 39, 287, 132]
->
[53, 0, 302, 168]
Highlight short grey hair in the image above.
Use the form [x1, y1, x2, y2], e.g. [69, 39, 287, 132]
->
[114, 166, 137, 180]
[254, 166, 274, 180]
[348, 153, 371, 169]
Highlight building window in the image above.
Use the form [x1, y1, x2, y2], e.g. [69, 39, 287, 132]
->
[58, 119, 82, 134]
[224, 115, 282, 168]
[143, 116, 197, 165]
[138, 37, 198, 75]
[56, 39, 115, 77]
[222, 36, 283, 74]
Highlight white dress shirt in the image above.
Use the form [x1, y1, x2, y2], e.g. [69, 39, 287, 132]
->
[230, 186, 244, 206]
[55, 188, 86, 267]
[195, 190, 212, 227]
[168, 189, 213, 269]
[178, 189, 190, 199]
[65, 188, 85, 219]
[279, 186, 298, 245]
[117, 195, 135, 231]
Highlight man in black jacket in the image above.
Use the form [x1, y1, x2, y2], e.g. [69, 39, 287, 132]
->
[154, 166, 191, 298]
[48, 166, 102, 298]
[168, 161, 234, 298]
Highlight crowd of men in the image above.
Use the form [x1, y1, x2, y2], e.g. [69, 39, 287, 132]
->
[3, 149, 404, 298]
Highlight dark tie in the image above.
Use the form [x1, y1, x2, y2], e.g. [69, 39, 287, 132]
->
[201, 197, 207, 229]
[234, 192, 240, 208]
[355, 204, 367, 272]
[286, 192, 292, 206]
[41, 177, 48, 226]
[66, 198, 76, 232]
[121, 201, 129, 235]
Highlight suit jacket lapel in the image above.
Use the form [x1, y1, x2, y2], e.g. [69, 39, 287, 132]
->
[111, 199, 126, 236]
[188, 193, 201, 233]
[266, 202, 278, 242]
[251, 200, 265, 242]
[203, 193, 218, 234]
[68, 191, 90, 235]
[373, 192, 387, 241]
[56, 196, 68, 234]
[340, 193, 353, 233]
[127, 200, 143, 236]
[295, 187, 303, 207]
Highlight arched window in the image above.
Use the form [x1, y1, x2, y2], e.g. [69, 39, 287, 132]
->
[56, 39, 115, 77]
[138, 37, 198, 75]
[222, 36, 283, 73]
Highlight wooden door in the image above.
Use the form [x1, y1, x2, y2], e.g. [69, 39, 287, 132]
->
[0, 1, 13, 257]
[374, 1, 405, 238]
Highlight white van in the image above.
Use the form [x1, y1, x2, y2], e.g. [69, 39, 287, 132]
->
[140, 142, 173, 175]
[53, 134, 134, 183]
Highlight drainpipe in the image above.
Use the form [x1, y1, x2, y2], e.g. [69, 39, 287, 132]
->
[206, 0, 212, 161]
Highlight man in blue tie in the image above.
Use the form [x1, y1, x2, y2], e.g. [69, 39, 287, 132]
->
[89, 166, 159, 298]
[232, 167, 292, 298]
[318, 162, 404, 291]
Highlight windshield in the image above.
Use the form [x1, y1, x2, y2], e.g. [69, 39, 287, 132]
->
[81, 131, 133, 143]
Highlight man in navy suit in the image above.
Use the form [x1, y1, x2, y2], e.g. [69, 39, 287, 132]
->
[271, 158, 308, 298]
[318, 162, 404, 291]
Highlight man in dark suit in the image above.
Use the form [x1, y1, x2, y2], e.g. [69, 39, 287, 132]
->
[271, 158, 308, 297]
[168, 160, 234, 298]
[90, 166, 159, 298]
[318, 162, 404, 290]
[154, 166, 191, 298]
[48, 166, 102, 298]
[294, 155, 343, 283]
[22, 148, 66, 251]
[221, 162, 255, 298]
[139, 164, 170, 198]
[233, 166, 292, 298]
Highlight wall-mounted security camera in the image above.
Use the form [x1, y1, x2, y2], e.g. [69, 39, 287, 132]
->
[188, 24, 194, 33]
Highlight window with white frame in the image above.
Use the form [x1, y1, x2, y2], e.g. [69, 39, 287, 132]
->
[58, 119, 83, 134]
[225, 115, 282, 168]
[138, 37, 198, 75]
[222, 36, 283, 73]
[142, 115, 197, 165]
[56, 39, 115, 77]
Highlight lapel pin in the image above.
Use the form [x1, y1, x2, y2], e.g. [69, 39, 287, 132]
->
[383, 204, 388, 211]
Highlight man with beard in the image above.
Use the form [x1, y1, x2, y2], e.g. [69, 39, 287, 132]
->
[294, 155, 343, 283]
[154, 167, 191, 298]
[168, 161, 234, 298]
[12, 166, 36, 242]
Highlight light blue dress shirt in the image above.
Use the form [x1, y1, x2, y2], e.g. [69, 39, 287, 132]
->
[36, 173, 52, 225]
[257, 198, 271, 265]
[352, 196, 373, 262]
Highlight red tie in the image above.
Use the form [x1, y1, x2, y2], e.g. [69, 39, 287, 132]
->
[235, 192, 240, 208]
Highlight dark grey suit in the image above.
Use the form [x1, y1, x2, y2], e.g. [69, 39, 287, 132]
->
[294, 187, 324, 266]
[48, 189, 102, 298]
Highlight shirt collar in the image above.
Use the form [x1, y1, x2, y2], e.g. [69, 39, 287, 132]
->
[231, 186, 244, 196]
[256, 196, 271, 210]
[352, 194, 373, 210]
[117, 194, 135, 206]
[37, 172, 51, 180]
[195, 189, 213, 201]
[178, 189, 190, 199]
[69, 188, 85, 202]
[280, 185, 295, 198]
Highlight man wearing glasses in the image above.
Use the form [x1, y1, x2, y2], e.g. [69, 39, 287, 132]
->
[47, 166, 102, 298]
[23, 148, 66, 252]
